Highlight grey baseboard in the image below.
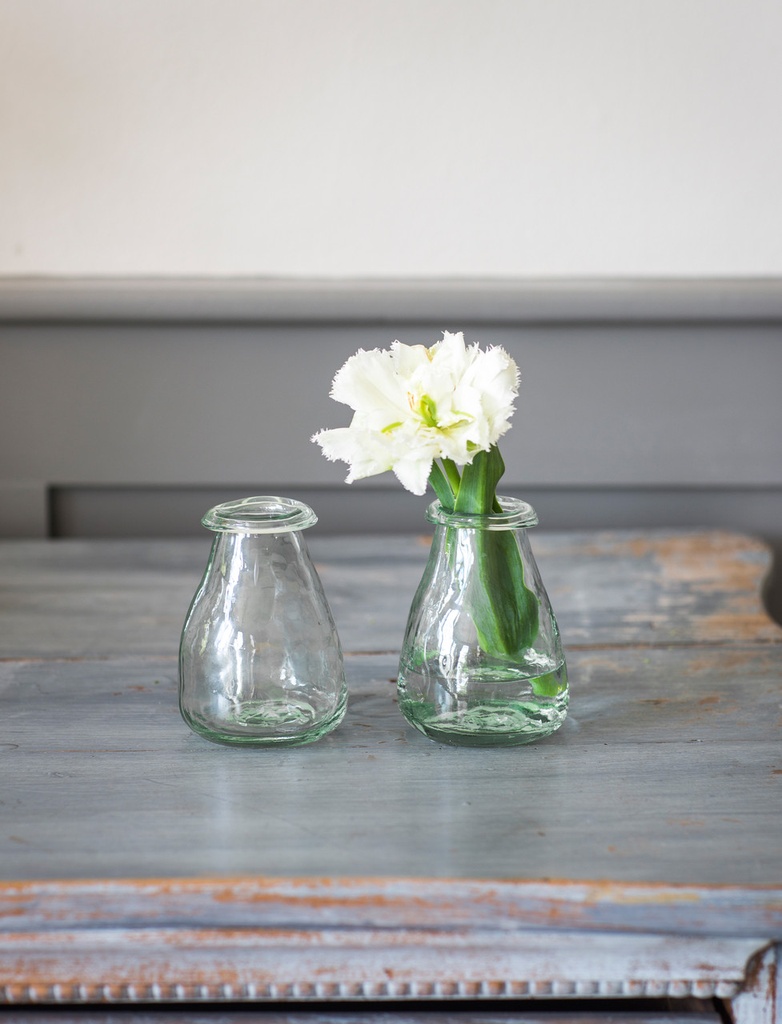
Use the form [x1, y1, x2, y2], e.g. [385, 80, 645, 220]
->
[47, 482, 782, 539]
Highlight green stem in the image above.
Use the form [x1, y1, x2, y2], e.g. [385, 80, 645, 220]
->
[437, 446, 540, 657]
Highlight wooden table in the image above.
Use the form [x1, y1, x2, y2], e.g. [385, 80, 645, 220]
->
[1, 529, 780, 1023]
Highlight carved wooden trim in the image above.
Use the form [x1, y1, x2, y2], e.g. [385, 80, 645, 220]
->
[0, 893, 771, 1007]
[728, 943, 780, 1024]
[0, 976, 747, 1005]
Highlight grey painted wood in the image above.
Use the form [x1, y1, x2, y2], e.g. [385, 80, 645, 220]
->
[1, 276, 782, 323]
[0, 530, 777, 660]
[0, 530, 779, 1014]
[1, 529, 778, 884]
[0, 915, 766, 1008]
[1, 644, 780, 885]
[2, 921, 755, 1006]
[9, 877, 781, 941]
[42, 485, 782, 629]
[726, 943, 782, 1024]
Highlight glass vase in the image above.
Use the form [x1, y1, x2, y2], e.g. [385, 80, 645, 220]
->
[179, 496, 347, 747]
[397, 496, 568, 747]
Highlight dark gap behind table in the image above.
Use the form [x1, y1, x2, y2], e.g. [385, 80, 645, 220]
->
[0, 994, 728, 1023]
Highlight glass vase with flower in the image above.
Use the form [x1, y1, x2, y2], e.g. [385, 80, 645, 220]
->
[314, 331, 568, 747]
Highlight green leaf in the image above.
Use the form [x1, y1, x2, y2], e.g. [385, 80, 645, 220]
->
[428, 461, 456, 511]
[472, 529, 539, 655]
[441, 459, 462, 503]
[454, 446, 505, 516]
[531, 670, 567, 697]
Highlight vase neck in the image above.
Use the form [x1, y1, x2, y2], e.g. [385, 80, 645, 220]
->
[201, 495, 317, 534]
[426, 495, 538, 531]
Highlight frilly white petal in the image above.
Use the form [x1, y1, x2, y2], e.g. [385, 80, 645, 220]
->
[311, 428, 384, 479]
[392, 453, 434, 496]
[330, 348, 405, 416]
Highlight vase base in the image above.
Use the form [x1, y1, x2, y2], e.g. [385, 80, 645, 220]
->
[181, 695, 347, 747]
[398, 696, 567, 747]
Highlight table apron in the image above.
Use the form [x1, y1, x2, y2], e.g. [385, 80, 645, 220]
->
[0, 927, 770, 1005]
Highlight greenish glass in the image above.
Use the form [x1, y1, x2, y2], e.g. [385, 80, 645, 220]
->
[397, 497, 568, 747]
[179, 496, 346, 747]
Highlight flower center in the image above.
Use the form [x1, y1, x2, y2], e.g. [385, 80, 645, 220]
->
[408, 392, 439, 429]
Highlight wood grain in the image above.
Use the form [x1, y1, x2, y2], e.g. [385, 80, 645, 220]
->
[0, 529, 777, 659]
[1, 644, 780, 885]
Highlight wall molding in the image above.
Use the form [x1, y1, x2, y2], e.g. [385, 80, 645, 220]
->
[2, 276, 782, 324]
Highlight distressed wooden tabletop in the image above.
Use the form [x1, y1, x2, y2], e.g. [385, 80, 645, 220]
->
[0, 529, 779, 658]
[0, 529, 780, 1015]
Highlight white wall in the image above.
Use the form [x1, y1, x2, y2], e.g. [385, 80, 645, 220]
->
[1, 0, 781, 279]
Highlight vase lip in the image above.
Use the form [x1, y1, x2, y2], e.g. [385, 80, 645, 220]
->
[201, 495, 318, 534]
[426, 495, 539, 530]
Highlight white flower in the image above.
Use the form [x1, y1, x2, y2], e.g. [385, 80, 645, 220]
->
[312, 331, 519, 495]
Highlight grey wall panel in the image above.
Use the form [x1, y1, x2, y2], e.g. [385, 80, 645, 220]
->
[1, 322, 780, 494]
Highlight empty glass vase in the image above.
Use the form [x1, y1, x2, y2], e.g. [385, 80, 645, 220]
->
[179, 496, 347, 747]
[397, 497, 568, 747]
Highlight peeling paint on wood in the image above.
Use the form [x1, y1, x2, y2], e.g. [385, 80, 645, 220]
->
[0, 529, 778, 659]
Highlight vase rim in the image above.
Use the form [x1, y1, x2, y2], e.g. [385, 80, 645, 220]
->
[201, 495, 318, 534]
[426, 495, 539, 530]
